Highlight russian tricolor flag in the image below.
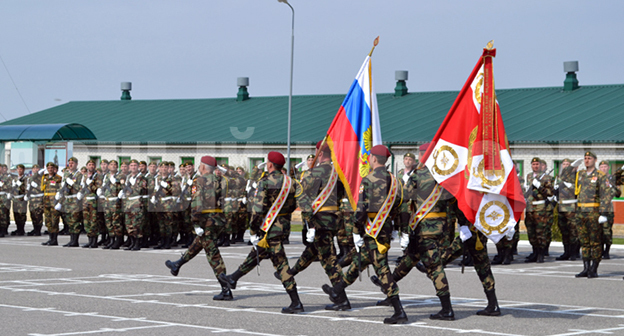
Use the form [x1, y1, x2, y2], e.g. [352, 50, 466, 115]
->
[326, 55, 382, 209]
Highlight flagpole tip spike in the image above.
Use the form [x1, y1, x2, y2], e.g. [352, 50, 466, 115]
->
[486, 40, 494, 50]
[373, 36, 379, 46]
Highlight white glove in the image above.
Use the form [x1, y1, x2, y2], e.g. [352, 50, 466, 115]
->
[66, 178, 74, 186]
[11, 180, 16, 187]
[532, 179, 541, 189]
[181, 183, 187, 192]
[24, 196, 29, 202]
[352, 233, 363, 252]
[241, 198, 247, 205]
[563, 181, 572, 188]
[306, 228, 315, 243]
[295, 161, 306, 169]
[150, 196, 157, 204]
[110, 176, 117, 184]
[31, 181, 38, 188]
[176, 197, 181, 204]
[86, 178, 93, 185]
[252, 182, 258, 189]
[54, 203, 62, 211]
[571, 158, 583, 168]
[599, 215, 608, 224]
[80, 181, 86, 189]
[187, 179, 193, 186]
[6, 193, 12, 200]
[16, 180, 22, 187]
[77, 192, 84, 201]
[391, 230, 399, 241]
[160, 181, 168, 188]
[250, 234, 260, 245]
[505, 227, 515, 241]
[257, 162, 266, 169]
[547, 196, 555, 202]
[400, 233, 410, 250]
[154, 183, 160, 192]
[459, 225, 473, 242]
[55, 192, 61, 201]
[218, 165, 228, 173]
[96, 188, 103, 197]
[118, 190, 125, 199]
[194, 226, 204, 237]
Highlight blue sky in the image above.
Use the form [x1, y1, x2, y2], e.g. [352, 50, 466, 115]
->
[0, 0, 622, 121]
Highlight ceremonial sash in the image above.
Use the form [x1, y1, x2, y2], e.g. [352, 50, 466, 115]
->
[260, 175, 292, 233]
[365, 174, 398, 239]
[409, 184, 443, 230]
[312, 165, 338, 215]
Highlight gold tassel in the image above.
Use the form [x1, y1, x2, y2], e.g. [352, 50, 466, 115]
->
[257, 235, 269, 249]
[375, 237, 389, 254]
[475, 235, 484, 251]
[574, 170, 581, 196]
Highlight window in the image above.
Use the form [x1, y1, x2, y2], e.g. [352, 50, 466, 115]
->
[148, 156, 162, 165]
[181, 157, 195, 165]
[290, 157, 303, 171]
[89, 156, 101, 166]
[513, 160, 523, 178]
[249, 157, 264, 171]
[553, 160, 562, 177]
[118, 156, 131, 165]
[216, 157, 229, 166]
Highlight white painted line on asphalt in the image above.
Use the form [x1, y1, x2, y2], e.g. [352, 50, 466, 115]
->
[547, 324, 624, 336]
[0, 262, 71, 273]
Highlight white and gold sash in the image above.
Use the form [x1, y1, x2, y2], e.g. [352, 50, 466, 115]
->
[409, 184, 443, 230]
[312, 165, 338, 215]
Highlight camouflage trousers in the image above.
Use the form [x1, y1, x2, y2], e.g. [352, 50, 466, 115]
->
[44, 206, 61, 234]
[157, 212, 173, 238]
[525, 210, 552, 249]
[292, 229, 344, 286]
[64, 210, 82, 234]
[125, 209, 146, 238]
[337, 215, 354, 246]
[232, 210, 249, 234]
[414, 233, 450, 297]
[0, 204, 9, 231]
[344, 235, 399, 298]
[82, 202, 99, 237]
[29, 204, 44, 230]
[577, 211, 603, 261]
[181, 222, 226, 278]
[496, 222, 519, 250]
[443, 231, 495, 292]
[105, 207, 123, 236]
[558, 211, 579, 246]
[97, 211, 106, 234]
[602, 212, 614, 245]
[238, 238, 296, 291]
[223, 212, 236, 236]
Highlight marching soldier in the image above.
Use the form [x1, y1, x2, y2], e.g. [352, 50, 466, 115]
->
[555, 160, 581, 260]
[524, 157, 554, 263]
[10, 164, 28, 236]
[119, 159, 147, 251]
[26, 164, 45, 236]
[78, 159, 102, 248]
[220, 151, 304, 314]
[598, 160, 621, 259]
[322, 145, 408, 324]
[99, 160, 125, 249]
[41, 162, 62, 246]
[165, 156, 232, 301]
[57, 157, 84, 247]
[0, 164, 12, 237]
[572, 152, 611, 278]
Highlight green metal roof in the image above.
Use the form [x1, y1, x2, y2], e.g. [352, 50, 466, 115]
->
[0, 123, 96, 141]
[2, 84, 624, 144]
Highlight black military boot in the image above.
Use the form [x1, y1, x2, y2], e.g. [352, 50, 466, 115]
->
[430, 294, 455, 320]
[163, 236, 172, 249]
[181, 234, 195, 248]
[131, 236, 141, 251]
[322, 282, 351, 311]
[603, 244, 611, 260]
[81, 236, 93, 248]
[571, 243, 581, 261]
[140, 236, 150, 248]
[102, 235, 115, 249]
[219, 270, 244, 290]
[476, 289, 501, 316]
[153, 237, 165, 249]
[282, 287, 304, 314]
[536, 247, 545, 263]
[383, 295, 408, 324]
[575, 259, 590, 278]
[545, 242, 550, 256]
[165, 256, 188, 276]
[97, 232, 108, 246]
[71, 233, 80, 247]
[525, 246, 537, 263]
[222, 234, 230, 247]
[50, 233, 58, 246]
[124, 236, 135, 251]
[122, 236, 132, 248]
[89, 236, 99, 248]
[502, 248, 514, 265]
[63, 233, 79, 247]
[370, 276, 392, 306]
[110, 235, 123, 250]
[41, 233, 52, 245]
[235, 230, 245, 243]
[491, 245, 504, 265]
[213, 278, 234, 301]
[556, 244, 570, 261]
[59, 224, 68, 235]
[587, 260, 600, 279]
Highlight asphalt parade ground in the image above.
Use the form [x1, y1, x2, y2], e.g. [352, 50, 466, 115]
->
[1, 231, 624, 336]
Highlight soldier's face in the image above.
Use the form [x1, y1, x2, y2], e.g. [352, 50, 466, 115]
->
[403, 156, 415, 168]
[168, 166, 174, 174]
[17, 167, 24, 175]
[130, 163, 138, 174]
[237, 168, 244, 176]
[531, 162, 540, 173]
[187, 165, 194, 174]
[109, 163, 118, 173]
[32, 167, 39, 175]
[87, 162, 95, 172]
[540, 163, 546, 171]
[307, 157, 315, 168]
[67, 160, 76, 170]
[47, 165, 56, 175]
[561, 161, 570, 169]
[139, 163, 147, 172]
[599, 164, 609, 174]
[584, 156, 596, 168]
[159, 165, 168, 175]
[120, 164, 128, 173]
[148, 164, 156, 174]
[101, 163, 108, 171]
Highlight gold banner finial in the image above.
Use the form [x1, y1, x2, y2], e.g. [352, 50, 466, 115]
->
[369, 36, 380, 57]
[486, 40, 494, 50]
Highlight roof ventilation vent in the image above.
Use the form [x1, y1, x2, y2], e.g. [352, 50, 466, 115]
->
[563, 61, 579, 91]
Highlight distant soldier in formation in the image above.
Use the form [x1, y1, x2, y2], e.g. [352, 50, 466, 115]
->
[10, 164, 28, 236]
[57, 157, 84, 247]
[120, 159, 147, 251]
[524, 157, 554, 263]
[598, 160, 621, 259]
[78, 159, 102, 248]
[41, 162, 62, 246]
[555, 159, 581, 261]
[0, 164, 12, 237]
[26, 164, 45, 236]
[99, 160, 124, 249]
[151, 162, 177, 249]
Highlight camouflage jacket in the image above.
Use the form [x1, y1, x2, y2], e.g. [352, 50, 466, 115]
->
[27, 172, 45, 208]
[41, 173, 63, 208]
[355, 166, 403, 246]
[101, 171, 125, 210]
[250, 170, 299, 240]
[298, 161, 344, 231]
[122, 172, 147, 212]
[145, 172, 156, 212]
[11, 174, 27, 213]
[60, 169, 84, 212]
[605, 174, 621, 213]
[0, 173, 12, 207]
[403, 167, 454, 237]
[557, 167, 578, 212]
[154, 174, 178, 212]
[190, 172, 224, 228]
[179, 171, 199, 210]
[575, 168, 610, 213]
[525, 172, 554, 212]
[79, 171, 102, 208]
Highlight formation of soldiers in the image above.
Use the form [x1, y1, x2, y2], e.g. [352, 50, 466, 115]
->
[1, 146, 622, 324]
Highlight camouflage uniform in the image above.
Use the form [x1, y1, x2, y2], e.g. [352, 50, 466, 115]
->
[555, 166, 580, 260]
[601, 173, 620, 258]
[524, 170, 554, 261]
[79, 172, 102, 240]
[11, 173, 28, 235]
[27, 172, 45, 235]
[41, 172, 62, 235]
[144, 171, 158, 243]
[575, 167, 610, 263]
[102, 171, 125, 239]
[59, 169, 84, 235]
[170, 171, 183, 244]
[153, 173, 178, 247]
[0, 171, 12, 236]
[177, 170, 197, 246]
[229, 172, 248, 242]
[121, 172, 147, 240]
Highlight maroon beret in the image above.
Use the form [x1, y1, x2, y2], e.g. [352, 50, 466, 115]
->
[268, 151, 285, 166]
[316, 140, 329, 152]
[200, 156, 216, 167]
[370, 145, 390, 158]
[419, 143, 430, 152]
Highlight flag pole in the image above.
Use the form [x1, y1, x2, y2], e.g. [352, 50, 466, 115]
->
[368, 36, 380, 57]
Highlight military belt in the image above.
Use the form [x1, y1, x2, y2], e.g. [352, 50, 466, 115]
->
[341, 198, 350, 203]
[532, 200, 546, 205]
[13, 195, 25, 199]
[127, 195, 142, 200]
[578, 202, 599, 208]
[44, 192, 57, 196]
[85, 196, 97, 201]
[318, 206, 339, 212]
[201, 209, 223, 213]
[560, 199, 578, 204]
[0, 192, 6, 195]
[106, 197, 119, 201]
[30, 193, 44, 198]
[161, 196, 176, 201]
[367, 212, 378, 219]
[65, 194, 78, 199]
[424, 212, 447, 218]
